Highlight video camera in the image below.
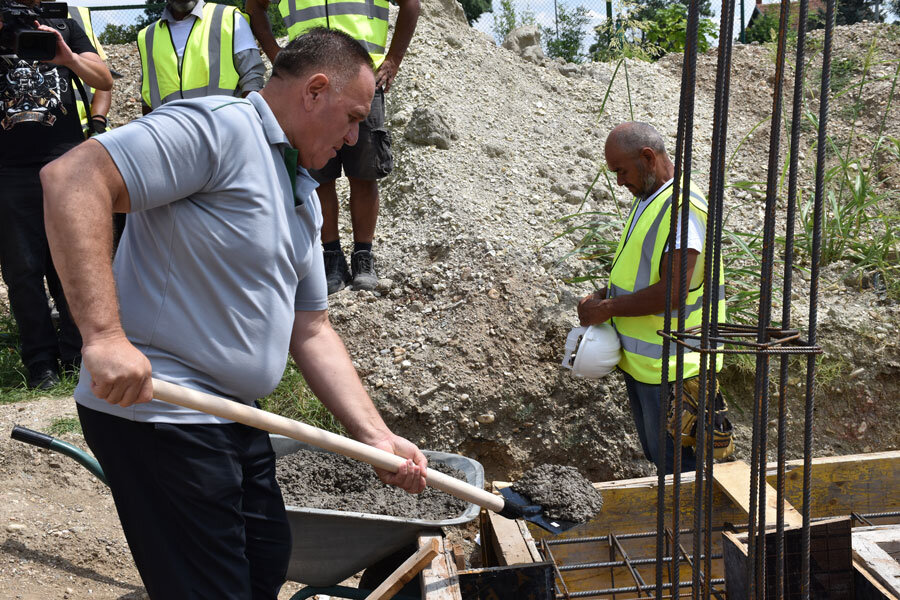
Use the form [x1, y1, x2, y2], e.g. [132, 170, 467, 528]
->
[0, 0, 68, 61]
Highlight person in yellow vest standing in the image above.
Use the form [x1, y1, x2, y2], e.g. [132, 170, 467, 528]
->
[137, 0, 265, 114]
[67, 5, 111, 137]
[577, 122, 729, 475]
[246, 0, 420, 294]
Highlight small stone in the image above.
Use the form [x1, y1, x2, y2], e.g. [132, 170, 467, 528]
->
[393, 347, 406, 357]
[487, 288, 500, 299]
[848, 368, 865, 379]
[6, 523, 26, 532]
[477, 413, 495, 424]
[857, 421, 867, 434]
[374, 378, 384, 388]
[400, 359, 412, 369]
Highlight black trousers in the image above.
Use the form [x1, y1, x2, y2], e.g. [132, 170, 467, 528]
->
[78, 405, 292, 600]
[0, 166, 81, 372]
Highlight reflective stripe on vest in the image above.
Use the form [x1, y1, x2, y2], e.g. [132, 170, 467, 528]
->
[68, 5, 104, 133]
[138, 3, 244, 110]
[278, 0, 389, 67]
[609, 182, 727, 384]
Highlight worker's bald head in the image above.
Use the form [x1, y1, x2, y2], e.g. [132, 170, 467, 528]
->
[605, 122, 668, 159]
[604, 122, 673, 200]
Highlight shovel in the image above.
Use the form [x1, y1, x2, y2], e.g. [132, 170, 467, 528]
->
[151, 378, 578, 534]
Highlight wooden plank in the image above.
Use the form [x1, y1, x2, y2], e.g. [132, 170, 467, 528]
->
[852, 525, 900, 597]
[420, 534, 463, 600]
[365, 536, 440, 600]
[713, 460, 804, 527]
[778, 451, 900, 518]
[516, 518, 543, 563]
[484, 508, 536, 566]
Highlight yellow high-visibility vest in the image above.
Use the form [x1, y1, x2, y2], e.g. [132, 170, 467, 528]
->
[278, 0, 389, 68]
[609, 182, 727, 384]
[68, 5, 107, 135]
[138, 3, 245, 110]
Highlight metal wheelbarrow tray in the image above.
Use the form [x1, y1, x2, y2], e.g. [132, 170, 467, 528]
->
[272, 435, 484, 587]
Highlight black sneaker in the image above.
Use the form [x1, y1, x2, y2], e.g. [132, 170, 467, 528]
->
[27, 363, 60, 390]
[350, 250, 378, 291]
[323, 249, 351, 295]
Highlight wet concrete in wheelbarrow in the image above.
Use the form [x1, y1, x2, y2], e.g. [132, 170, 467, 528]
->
[276, 448, 469, 519]
[511, 463, 604, 524]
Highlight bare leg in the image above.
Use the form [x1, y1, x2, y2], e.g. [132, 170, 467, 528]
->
[317, 179, 340, 244]
[348, 177, 379, 244]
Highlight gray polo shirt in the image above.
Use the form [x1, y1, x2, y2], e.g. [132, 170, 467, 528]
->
[75, 92, 327, 424]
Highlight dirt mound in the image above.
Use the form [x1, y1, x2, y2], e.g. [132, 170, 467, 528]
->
[69, 3, 900, 483]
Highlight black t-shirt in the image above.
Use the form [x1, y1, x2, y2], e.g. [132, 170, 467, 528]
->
[0, 17, 96, 167]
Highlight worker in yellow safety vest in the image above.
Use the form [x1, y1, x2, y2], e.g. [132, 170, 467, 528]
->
[67, 5, 112, 137]
[137, 0, 265, 114]
[577, 122, 730, 475]
[245, 0, 420, 294]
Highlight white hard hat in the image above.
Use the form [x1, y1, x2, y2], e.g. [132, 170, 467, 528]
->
[561, 324, 621, 378]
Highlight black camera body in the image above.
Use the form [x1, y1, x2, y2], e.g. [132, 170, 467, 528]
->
[0, 1, 68, 61]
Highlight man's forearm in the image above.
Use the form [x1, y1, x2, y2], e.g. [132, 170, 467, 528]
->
[289, 313, 391, 445]
[91, 88, 111, 117]
[42, 141, 127, 343]
[68, 52, 113, 91]
[385, 0, 420, 66]
[245, 0, 281, 62]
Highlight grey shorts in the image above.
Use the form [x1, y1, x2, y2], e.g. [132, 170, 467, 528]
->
[309, 88, 393, 183]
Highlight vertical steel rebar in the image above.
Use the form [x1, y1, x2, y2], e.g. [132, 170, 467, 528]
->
[696, 0, 737, 595]
[667, 0, 703, 595]
[802, 0, 835, 596]
[776, 0, 811, 595]
[747, 0, 792, 594]
[658, 0, 698, 589]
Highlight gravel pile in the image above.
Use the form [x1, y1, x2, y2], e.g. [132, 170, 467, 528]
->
[97, 3, 899, 480]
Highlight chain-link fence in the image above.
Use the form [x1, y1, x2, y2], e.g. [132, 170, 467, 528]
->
[470, 0, 761, 59]
[76, 0, 762, 57]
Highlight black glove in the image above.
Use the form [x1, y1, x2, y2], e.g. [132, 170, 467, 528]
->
[90, 115, 108, 136]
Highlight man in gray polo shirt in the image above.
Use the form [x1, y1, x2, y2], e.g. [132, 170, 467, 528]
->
[41, 29, 426, 599]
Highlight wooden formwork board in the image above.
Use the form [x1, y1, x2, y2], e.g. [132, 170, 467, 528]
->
[486, 451, 900, 597]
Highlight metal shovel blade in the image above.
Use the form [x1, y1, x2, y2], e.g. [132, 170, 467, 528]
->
[499, 487, 580, 535]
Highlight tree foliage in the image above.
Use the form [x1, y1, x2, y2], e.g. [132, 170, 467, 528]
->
[590, 0, 716, 61]
[459, 0, 492, 26]
[744, 8, 780, 43]
[491, 0, 534, 43]
[542, 4, 590, 63]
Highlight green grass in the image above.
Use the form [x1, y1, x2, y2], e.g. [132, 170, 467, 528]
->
[258, 358, 346, 434]
[48, 416, 82, 436]
[0, 303, 78, 404]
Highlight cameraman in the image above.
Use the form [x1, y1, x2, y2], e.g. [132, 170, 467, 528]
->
[0, 1, 112, 388]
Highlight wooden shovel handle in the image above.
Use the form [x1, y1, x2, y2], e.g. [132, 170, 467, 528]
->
[151, 378, 505, 513]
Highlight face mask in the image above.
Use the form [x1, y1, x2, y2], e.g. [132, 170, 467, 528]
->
[167, 0, 198, 13]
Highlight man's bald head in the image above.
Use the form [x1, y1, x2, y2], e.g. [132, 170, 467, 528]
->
[604, 122, 674, 200]
[605, 122, 668, 158]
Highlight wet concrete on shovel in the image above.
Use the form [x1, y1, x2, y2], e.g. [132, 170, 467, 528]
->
[511, 464, 604, 524]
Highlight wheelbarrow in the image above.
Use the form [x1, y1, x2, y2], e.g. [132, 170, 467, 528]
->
[11, 426, 484, 600]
